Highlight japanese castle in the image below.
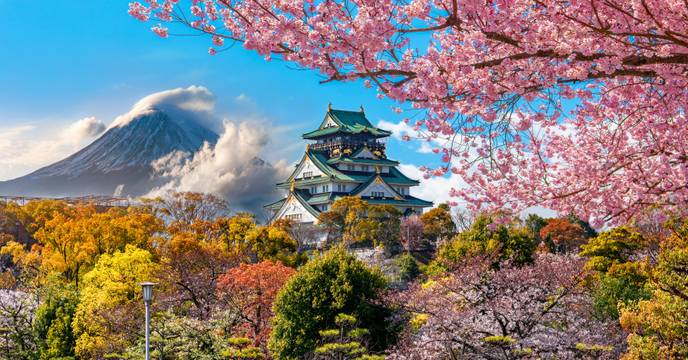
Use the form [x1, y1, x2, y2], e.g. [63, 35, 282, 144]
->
[265, 105, 432, 224]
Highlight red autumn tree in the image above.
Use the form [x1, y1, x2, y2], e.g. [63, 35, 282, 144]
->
[130, 0, 688, 227]
[216, 260, 295, 349]
[539, 218, 589, 253]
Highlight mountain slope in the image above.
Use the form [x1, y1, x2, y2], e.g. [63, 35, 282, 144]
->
[0, 108, 219, 198]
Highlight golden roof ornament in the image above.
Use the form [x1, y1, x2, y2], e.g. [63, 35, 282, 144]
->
[328, 102, 332, 111]
[290, 180, 296, 192]
[359, 105, 365, 113]
[375, 165, 381, 174]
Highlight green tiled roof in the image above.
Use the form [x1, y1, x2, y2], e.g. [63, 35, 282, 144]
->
[306, 192, 335, 204]
[277, 176, 330, 188]
[363, 196, 433, 207]
[264, 198, 285, 210]
[341, 167, 420, 185]
[302, 109, 392, 139]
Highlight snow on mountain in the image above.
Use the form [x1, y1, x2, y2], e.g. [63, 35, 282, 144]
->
[0, 108, 219, 198]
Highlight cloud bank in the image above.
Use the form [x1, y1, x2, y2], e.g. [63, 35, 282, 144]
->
[0, 117, 106, 181]
[148, 121, 290, 215]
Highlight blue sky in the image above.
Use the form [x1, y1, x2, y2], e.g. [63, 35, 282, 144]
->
[0, 1, 455, 204]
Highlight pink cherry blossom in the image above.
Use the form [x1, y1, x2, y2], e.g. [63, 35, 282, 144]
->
[128, 0, 688, 226]
[150, 24, 168, 38]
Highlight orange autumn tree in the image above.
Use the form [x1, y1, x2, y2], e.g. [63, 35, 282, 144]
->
[216, 260, 295, 350]
[539, 218, 589, 253]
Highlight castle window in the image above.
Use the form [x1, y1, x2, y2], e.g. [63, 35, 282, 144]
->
[303, 171, 313, 178]
[337, 184, 345, 192]
[347, 165, 354, 171]
[362, 165, 369, 172]
[285, 213, 302, 221]
[310, 186, 317, 194]
[323, 184, 329, 192]
[372, 191, 384, 198]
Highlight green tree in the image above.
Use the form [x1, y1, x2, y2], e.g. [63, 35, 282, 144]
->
[524, 214, 548, 242]
[33, 285, 78, 360]
[363, 205, 402, 254]
[419, 204, 456, 246]
[436, 215, 536, 267]
[620, 219, 688, 359]
[223, 337, 264, 359]
[268, 249, 390, 359]
[122, 310, 227, 360]
[72, 245, 160, 359]
[580, 227, 646, 273]
[580, 227, 650, 319]
[314, 313, 384, 360]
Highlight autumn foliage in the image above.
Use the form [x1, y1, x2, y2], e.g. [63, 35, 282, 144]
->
[539, 218, 590, 253]
[217, 260, 295, 349]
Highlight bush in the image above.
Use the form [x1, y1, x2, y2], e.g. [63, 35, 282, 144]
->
[395, 253, 420, 282]
[268, 248, 391, 359]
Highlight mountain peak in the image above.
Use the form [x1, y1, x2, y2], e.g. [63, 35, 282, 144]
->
[0, 109, 219, 198]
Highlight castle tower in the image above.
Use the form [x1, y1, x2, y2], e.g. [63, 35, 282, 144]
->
[264, 106, 432, 224]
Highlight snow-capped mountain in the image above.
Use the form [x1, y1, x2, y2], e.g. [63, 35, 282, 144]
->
[0, 108, 219, 198]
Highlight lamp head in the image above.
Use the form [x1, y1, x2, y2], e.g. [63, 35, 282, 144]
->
[140, 282, 156, 303]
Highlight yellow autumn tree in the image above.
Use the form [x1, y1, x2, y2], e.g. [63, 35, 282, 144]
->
[72, 244, 161, 359]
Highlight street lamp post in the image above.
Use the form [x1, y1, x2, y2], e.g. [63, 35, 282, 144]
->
[140, 282, 156, 360]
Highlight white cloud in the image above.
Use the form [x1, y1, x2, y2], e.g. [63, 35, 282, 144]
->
[398, 163, 557, 219]
[111, 85, 222, 133]
[0, 117, 106, 181]
[234, 93, 251, 103]
[377, 119, 416, 140]
[377, 119, 453, 154]
[147, 121, 291, 215]
[62, 116, 106, 143]
[398, 163, 469, 208]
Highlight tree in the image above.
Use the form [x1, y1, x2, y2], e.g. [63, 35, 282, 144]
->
[147, 191, 228, 234]
[216, 261, 295, 351]
[157, 230, 238, 319]
[314, 313, 384, 360]
[319, 197, 370, 248]
[390, 254, 624, 359]
[129, 1, 688, 226]
[72, 245, 160, 359]
[244, 225, 304, 266]
[269, 249, 390, 359]
[1, 203, 162, 289]
[33, 286, 79, 360]
[437, 215, 536, 267]
[420, 204, 456, 246]
[274, 218, 322, 252]
[539, 218, 590, 253]
[399, 215, 424, 252]
[364, 205, 402, 254]
[122, 310, 227, 360]
[620, 219, 688, 358]
[0, 290, 37, 359]
[580, 227, 646, 273]
[524, 214, 548, 243]
[213, 212, 257, 256]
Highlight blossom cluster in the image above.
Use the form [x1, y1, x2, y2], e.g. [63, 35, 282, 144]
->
[129, 0, 688, 226]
